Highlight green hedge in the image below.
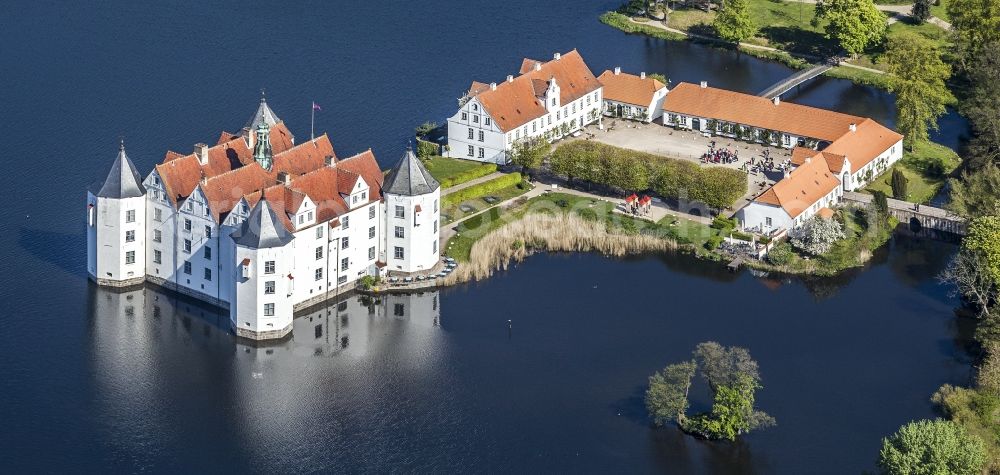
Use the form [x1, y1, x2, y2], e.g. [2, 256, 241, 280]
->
[599, 12, 686, 41]
[443, 173, 523, 207]
[415, 138, 439, 159]
[439, 163, 498, 188]
[549, 141, 747, 209]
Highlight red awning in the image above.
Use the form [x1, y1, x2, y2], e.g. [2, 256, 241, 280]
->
[287, 274, 294, 280]
[415, 204, 422, 212]
[240, 258, 251, 266]
[375, 261, 387, 268]
[625, 194, 638, 203]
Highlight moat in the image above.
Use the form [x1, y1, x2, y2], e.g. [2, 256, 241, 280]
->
[0, 0, 971, 473]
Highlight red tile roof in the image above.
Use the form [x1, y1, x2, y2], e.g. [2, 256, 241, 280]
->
[597, 70, 666, 107]
[469, 49, 602, 132]
[755, 154, 841, 218]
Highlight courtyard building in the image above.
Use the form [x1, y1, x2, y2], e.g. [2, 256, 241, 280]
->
[598, 67, 667, 122]
[446, 49, 604, 164]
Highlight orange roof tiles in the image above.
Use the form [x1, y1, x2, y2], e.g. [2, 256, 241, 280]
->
[470, 49, 602, 132]
[662, 82, 864, 142]
[336, 149, 384, 202]
[272, 134, 335, 177]
[754, 154, 841, 218]
[597, 70, 665, 107]
[822, 118, 903, 173]
[817, 207, 835, 219]
[519, 58, 543, 74]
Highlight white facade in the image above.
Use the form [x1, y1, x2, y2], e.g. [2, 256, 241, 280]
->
[87, 192, 147, 286]
[447, 97, 507, 163]
[384, 189, 440, 273]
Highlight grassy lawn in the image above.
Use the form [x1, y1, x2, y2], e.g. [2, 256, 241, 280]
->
[863, 140, 961, 204]
[931, 0, 950, 20]
[421, 156, 496, 187]
[441, 182, 533, 225]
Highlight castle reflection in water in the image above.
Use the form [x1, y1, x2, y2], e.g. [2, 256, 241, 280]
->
[87, 281, 442, 357]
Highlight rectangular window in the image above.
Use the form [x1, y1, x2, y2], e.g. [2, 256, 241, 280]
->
[765, 217, 773, 227]
[342, 216, 350, 229]
[264, 303, 274, 316]
[308, 211, 314, 221]
[468, 128, 474, 140]
[153, 249, 162, 264]
[395, 226, 405, 238]
[204, 268, 212, 281]
[369, 206, 376, 219]
[315, 268, 323, 281]
[473, 115, 480, 123]
[433, 239, 438, 254]
[478, 148, 484, 159]
[203, 226, 211, 239]
[467, 145, 474, 157]
[125, 250, 135, 264]
[434, 199, 438, 212]
[394, 246, 404, 259]
[126, 209, 135, 223]
[184, 219, 191, 232]
[264, 280, 275, 294]
[368, 246, 376, 260]
[316, 246, 323, 260]
[298, 215, 304, 224]
[183, 261, 192, 274]
[461, 112, 467, 120]
[485, 117, 491, 126]
[369, 226, 376, 239]
[341, 257, 349, 271]
[342, 237, 349, 249]
[183, 239, 191, 253]
[125, 230, 135, 242]
[204, 246, 212, 260]
[478, 130, 484, 142]
[316, 226, 323, 239]
[154, 208, 162, 222]
[433, 220, 438, 233]
[264, 261, 275, 274]
[395, 205, 405, 218]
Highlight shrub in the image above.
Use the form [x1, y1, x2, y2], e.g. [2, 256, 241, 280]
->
[358, 275, 380, 290]
[416, 138, 438, 159]
[789, 217, 846, 256]
[711, 215, 738, 230]
[766, 242, 794, 266]
[879, 419, 986, 475]
[705, 235, 723, 250]
[438, 163, 498, 188]
[731, 231, 753, 242]
[443, 173, 522, 207]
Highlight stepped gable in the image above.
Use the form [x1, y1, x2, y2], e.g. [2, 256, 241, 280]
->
[231, 197, 294, 249]
[597, 70, 666, 107]
[469, 49, 602, 132]
[382, 147, 439, 196]
[94, 143, 146, 199]
[155, 122, 295, 205]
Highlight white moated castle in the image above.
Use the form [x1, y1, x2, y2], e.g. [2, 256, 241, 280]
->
[87, 97, 441, 340]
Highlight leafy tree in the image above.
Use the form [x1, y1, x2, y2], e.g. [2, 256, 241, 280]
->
[414, 121, 438, 138]
[813, 0, 887, 57]
[648, 73, 668, 86]
[949, 164, 1000, 218]
[878, 419, 986, 475]
[963, 216, 1000, 285]
[946, 0, 1000, 70]
[415, 139, 439, 159]
[960, 41, 1000, 170]
[939, 248, 998, 317]
[684, 374, 773, 441]
[789, 216, 846, 255]
[911, 0, 931, 23]
[880, 33, 953, 149]
[645, 360, 697, 426]
[872, 190, 889, 217]
[713, 0, 757, 44]
[766, 241, 794, 266]
[509, 138, 550, 175]
[694, 341, 759, 391]
[890, 168, 908, 199]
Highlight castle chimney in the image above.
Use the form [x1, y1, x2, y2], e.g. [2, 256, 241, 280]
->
[194, 143, 209, 165]
[553, 52, 561, 60]
[849, 123, 857, 132]
[700, 81, 708, 88]
[507, 74, 514, 83]
[324, 155, 335, 167]
[772, 96, 780, 106]
[490, 82, 497, 91]
[640, 72, 646, 79]
[614, 67, 621, 75]
[277, 171, 291, 185]
[534, 62, 542, 71]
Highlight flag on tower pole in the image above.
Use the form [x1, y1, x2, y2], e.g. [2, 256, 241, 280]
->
[311, 102, 321, 141]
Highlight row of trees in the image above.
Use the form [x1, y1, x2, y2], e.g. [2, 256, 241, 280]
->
[547, 141, 747, 209]
[646, 342, 774, 440]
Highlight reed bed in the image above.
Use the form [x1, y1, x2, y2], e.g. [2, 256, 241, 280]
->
[444, 212, 677, 283]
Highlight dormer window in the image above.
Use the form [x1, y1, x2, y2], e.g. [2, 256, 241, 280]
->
[551, 98, 556, 106]
[473, 104, 478, 111]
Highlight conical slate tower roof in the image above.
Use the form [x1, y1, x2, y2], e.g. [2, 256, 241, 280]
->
[231, 198, 294, 249]
[383, 147, 440, 196]
[95, 142, 146, 199]
[244, 93, 281, 131]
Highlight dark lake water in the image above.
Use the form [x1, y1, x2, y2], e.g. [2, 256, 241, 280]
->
[0, 0, 971, 473]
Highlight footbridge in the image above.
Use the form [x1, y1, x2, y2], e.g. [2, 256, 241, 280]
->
[758, 63, 834, 99]
[841, 191, 967, 236]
